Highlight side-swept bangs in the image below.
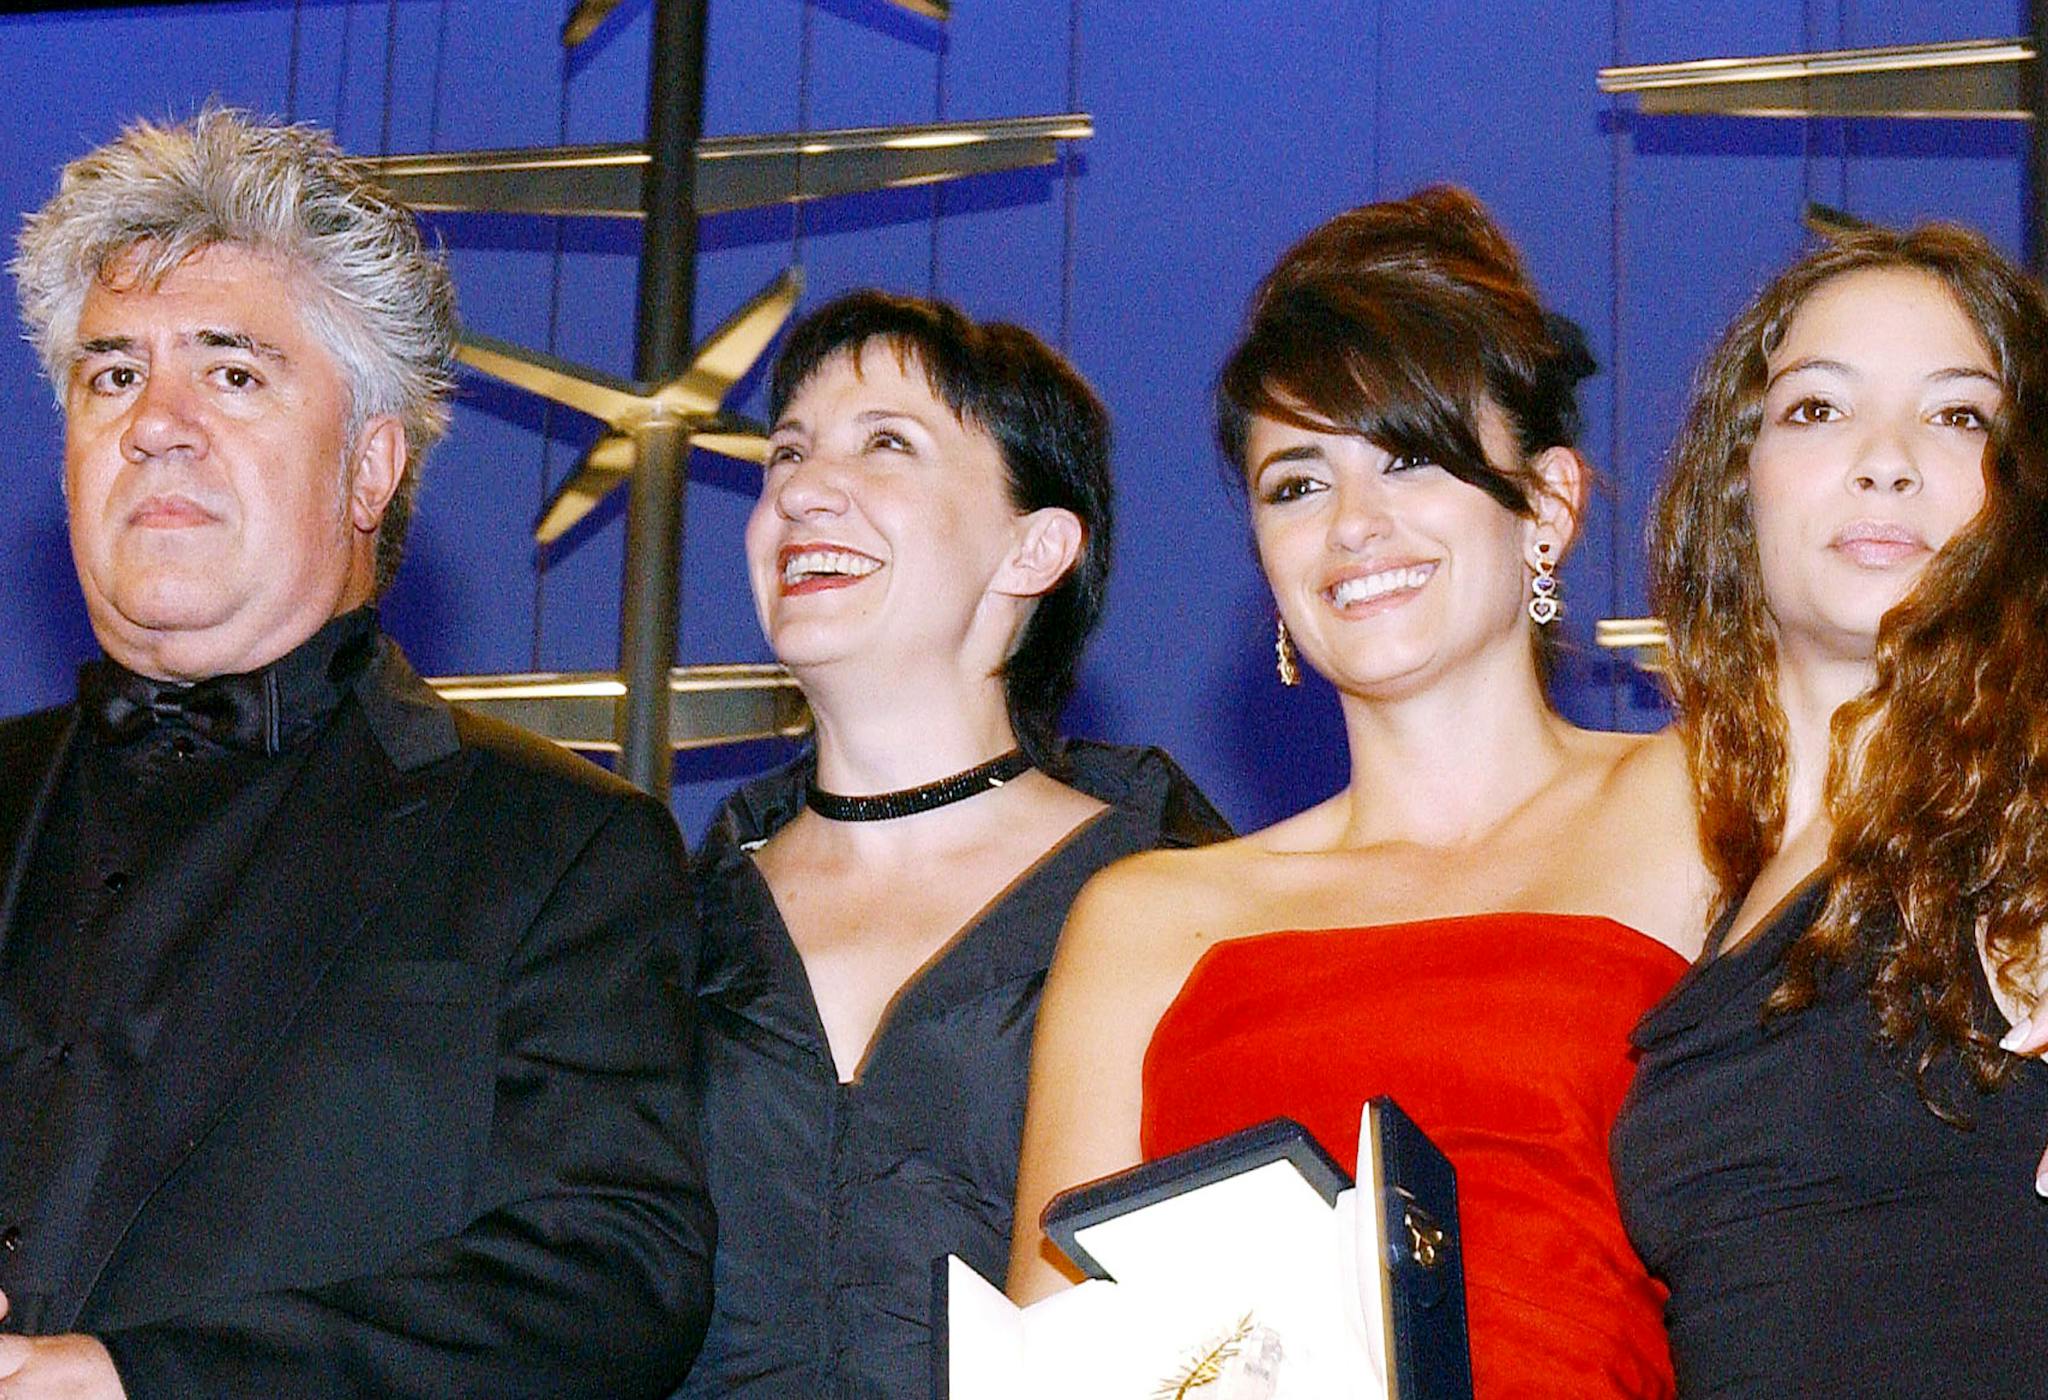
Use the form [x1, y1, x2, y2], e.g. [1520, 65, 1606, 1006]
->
[1216, 279, 1532, 516]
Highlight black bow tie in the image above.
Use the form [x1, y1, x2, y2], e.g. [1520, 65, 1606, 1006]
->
[81, 663, 277, 754]
[75, 609, 379, 757]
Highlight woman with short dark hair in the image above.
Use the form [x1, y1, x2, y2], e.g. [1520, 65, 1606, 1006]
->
[680, 291, 1229, 1399]
[1010, 189, 1709, 1397]
[1614, 222, 2048, 1395]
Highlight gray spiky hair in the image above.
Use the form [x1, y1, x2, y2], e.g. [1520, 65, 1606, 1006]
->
[13, 105, 457, 592]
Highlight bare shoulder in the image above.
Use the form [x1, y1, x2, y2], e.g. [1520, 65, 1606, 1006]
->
[1054, 790, 1353, 988]
[1605, 725, 1691, 792]
[1058, 836, 1270, 968]
[1560, 725, 1689, 817]
[1555, 725, 1713, 958]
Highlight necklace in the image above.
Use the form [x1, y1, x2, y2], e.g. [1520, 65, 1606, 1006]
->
[806, 748, 1034, 822]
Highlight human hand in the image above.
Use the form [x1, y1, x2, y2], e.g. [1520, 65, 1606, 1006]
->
[0, 1295, 125, 1400]
[1997, 1013, 2048, 1196]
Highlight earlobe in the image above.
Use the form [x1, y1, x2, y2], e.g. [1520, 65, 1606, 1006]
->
[347, 416, 408, 533]
[998, 507, 1085, 599]
[1525, 445, 1586, 562]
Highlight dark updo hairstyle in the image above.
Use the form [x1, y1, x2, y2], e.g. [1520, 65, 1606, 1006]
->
[1652, 222, 2048, 1115]
[1217, 185, 1595, 508]
[769, 289, 1113, 773]
[1215, 187, 1596, 669]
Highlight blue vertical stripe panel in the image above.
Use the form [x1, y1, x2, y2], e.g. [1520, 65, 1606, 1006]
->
[0, 0, 2030, 832]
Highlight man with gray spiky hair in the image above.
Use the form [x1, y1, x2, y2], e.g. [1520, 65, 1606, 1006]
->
[0, 108, 711, 1398]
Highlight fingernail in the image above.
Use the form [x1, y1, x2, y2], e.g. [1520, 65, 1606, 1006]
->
[2000, 1019, 2031, 1053]
[2036, 1170, 2048, 1199]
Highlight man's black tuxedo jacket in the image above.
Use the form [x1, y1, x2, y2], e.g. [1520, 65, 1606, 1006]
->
[0, 638, 712, 1397]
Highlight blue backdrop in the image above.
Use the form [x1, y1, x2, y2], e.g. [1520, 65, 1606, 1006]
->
[0, 0, 2026, 839]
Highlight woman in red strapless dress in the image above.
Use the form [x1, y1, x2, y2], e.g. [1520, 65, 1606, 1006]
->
[1143, 917, 1684, 1396]
[1008, 188, 1710, 1399]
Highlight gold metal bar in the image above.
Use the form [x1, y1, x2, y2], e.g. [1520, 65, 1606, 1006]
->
[427, 665, 810, 751]
[1594, 618, 1670, 675]
[365, 114, 1095, 218]
[1599, 38, 2033, 120]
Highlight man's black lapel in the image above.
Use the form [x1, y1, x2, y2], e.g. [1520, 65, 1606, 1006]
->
[0, 706, 78, 961]
[60, 654, 469, 1326]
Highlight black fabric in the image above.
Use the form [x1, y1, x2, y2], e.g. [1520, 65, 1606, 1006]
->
[1613, 877, 2048, 1397]
[78, 605, 375, 754]
[677, 741, 1230, 1400]
[0, 727, 305, 1307]
[0, 630, 712, 1399]
[1, 609, 377, 1297]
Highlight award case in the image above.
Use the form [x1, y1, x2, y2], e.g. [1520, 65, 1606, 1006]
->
[937, 1098, 1472, 1399]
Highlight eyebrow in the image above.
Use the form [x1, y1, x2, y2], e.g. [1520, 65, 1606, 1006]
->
[195, 328, 289, 361]
[71, 328, 290, 363]
[854, 407, 935, 432]
[74, 335, 134, 361]
[1766, 356, 2001, 393]
[1251, 442, 1326, 481]
[770, 406, 940, 438]
[1928, 366, 2003, 390]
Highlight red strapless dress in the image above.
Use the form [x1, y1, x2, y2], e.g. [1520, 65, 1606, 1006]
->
[1141, 914, 1684, 1399]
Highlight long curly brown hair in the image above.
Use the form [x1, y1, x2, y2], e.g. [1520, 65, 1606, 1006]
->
[1652, 223, 2048, 1110]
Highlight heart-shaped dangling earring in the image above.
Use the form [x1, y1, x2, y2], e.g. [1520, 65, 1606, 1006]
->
[1528, 540, 1560, 626]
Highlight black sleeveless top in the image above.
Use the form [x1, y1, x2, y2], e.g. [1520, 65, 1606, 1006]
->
[1612, 877, 2048, 1396]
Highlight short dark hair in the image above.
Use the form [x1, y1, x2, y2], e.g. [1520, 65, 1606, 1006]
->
[1216, 185, 1594, 508]
[768, 290, 1113, 769]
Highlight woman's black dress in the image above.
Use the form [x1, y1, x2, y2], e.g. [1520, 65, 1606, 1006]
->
[1613, 876, 2048, 1397]
[677, 742, 1230, 1400]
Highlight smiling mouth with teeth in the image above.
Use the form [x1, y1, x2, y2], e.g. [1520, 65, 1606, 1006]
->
[1326, 563, 1435, 609]
[778, 546, 884, 594]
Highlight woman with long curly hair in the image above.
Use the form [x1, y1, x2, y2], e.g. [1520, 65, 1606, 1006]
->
[1009, 187, 1711, 1397]
[1613, 223, 2048, 1395]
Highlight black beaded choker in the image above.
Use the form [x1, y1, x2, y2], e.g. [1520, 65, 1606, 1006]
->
[806, 749, 1033, 822]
